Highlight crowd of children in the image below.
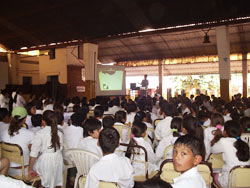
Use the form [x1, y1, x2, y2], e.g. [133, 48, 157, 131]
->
[0, 90, 250, 188]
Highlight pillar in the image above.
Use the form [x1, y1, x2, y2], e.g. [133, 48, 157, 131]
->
[158, 59, 163, 96]
[242, 53, 248, 97]
[7, 53, 19, 85]
[83, 43, 98, 100]
[216, 26, 231, 102]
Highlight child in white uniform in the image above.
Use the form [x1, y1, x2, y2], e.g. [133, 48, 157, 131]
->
[77, 118, 102, 156]
[211, 120, 250, 188]
[126, 122, 158, 176]
[64, 113, 85, 149]
[0, 108, 10, 141]
[85, 127, 134, 188]
[25, 102, 36, 129]
[114, 110, 130, 144]
[29, 110, 64, 188]
[172, 134, 206, 188]
[30, 114, 42, 133]
[156, 117, 182, 166]
[204, 113, 224, 160]
[1, 107, 34, 176]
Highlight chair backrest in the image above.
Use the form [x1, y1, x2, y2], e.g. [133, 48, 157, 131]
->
[120, 143, 149, 181]
[99, 181, 120, 188]
[1, 142, 26, 179]
[153, 119, 162, 128]
[163, 144, 174, 160]
[207, 153, 224, 172]
[114, 124, 131, 142]
[65, 149, 100, 177]
[87, 110, 94, 118]
[228, 165, 250, 188]
[160, 159, 213, 188]
[241, 133, 250, 148]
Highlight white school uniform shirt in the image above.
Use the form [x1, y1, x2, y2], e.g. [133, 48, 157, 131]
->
[63, 125, 83, 149]
[30, 126, 64, 188]
[29, 126, 42, 134]
[85, 153, 134, 188]
[15, 94, 26, 107]
[155, 116, 173, 141]
[223, 114, 232, 123]
[77, 136, 102, 157]
[1, 127, 34, 167]
[63, 112, 74, 124]
[0, 94, 9, 109]
[25, 115, 33, 129]
[125, 112, 136, 126]
[106, 106, 122, 115]
[172, 166, 206, 188]
[132, 137, 158, 176]
[155, 134, 178, 167]
[203, 126, 224, 160]
[42, 104, 53, 112]
[35, 109, 43, 115]
[0, 175, 33, 188]
[0, 121, 9, 141]
[211, 137, 250, 188]
[182, 107, 191, 116]
[150, 112, 158, 124]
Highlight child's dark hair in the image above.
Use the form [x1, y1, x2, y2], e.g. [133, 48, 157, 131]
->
[171, 117, 182, 137]
[161, 102, 174, 116]
[53, 103, 64, 114]
[9, 117, 24, 136]
[99, 127, 120, 154]
[240, 116, 250, 133]
[134, 178, 173, 188]
[224, 120, 249, 161]
[43, 110, 60, 152]
[31, 114, 42, 127]
[94, 105, 104, 118]
[134, 111, 146, 123]
[35, 100, 43, 110]
[126, 102, 137, 114]
[55, 112, 64, 125]
[102, 115, 115, 128]
[83, 118, 102, 137]
[0, 108, 9, 121]
[210, 113, 225, 146]
[126, 122, 147, 158]
[25, 102, 35, 115]
[70, 113, 85, 127]
[182, 115, 204, 141]
[114, 110, 126, 124]
[174, 134, 205, 160]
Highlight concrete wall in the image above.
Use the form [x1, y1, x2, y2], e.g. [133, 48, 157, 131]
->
[39, 48, 67, 84]
[0, 61, 8, 90]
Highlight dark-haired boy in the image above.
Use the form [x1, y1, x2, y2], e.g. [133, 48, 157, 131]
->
[85, 128, 134, 188]
[0, 108, 10, 141]
[77, 118, 102, 156]
[172, 134, 206, 188]
[30, 114, 42, 133]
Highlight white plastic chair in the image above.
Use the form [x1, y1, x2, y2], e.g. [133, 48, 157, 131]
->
[65, 149, 101, 188]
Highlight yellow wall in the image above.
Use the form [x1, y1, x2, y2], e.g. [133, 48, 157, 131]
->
[39, 48, 67, 84]
[7, 54, 40, 85]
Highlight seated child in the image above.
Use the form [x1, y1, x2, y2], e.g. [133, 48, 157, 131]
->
[25, 102, 36, 129]
[102, 115, 115, 129]
[55, 112, 64, 133]
[64, 112, 85, 149]
[126, 122, 158, 177]
[77, 118, 102, 156]
[114, 110, 130, 144]
[94, 105, 104, 123]
[172, 134, 206, 188]
[155, 117, 182, 166]
[211, 120, 250, 188]
[30, 114, 42, 133]
[85, 127, 134, 188]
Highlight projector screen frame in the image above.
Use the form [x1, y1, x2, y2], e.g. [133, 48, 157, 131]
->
[95, 65, 126, 96]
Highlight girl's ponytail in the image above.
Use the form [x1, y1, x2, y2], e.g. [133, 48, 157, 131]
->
[43, 110, 60, 152]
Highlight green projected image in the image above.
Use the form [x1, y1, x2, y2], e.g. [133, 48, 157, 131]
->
[99, 70, 123, 91]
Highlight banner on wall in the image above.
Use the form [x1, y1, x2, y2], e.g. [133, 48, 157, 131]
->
[76, 86, 85, 92]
